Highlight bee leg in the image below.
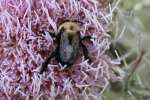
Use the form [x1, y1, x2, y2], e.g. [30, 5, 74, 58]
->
[80, 42, 92, 63]
[49, 32, 56, 38]
[42, 31, 56, 38]
[81, 36, 92, 41]
[40, 51, 56, 74]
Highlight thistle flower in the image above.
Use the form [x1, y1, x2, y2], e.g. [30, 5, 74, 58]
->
[0, 0, 117, 100]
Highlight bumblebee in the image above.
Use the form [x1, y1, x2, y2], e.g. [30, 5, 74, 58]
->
[40, 22, 92, 74]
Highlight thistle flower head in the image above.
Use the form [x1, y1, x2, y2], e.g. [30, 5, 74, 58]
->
[0, 0, 117, 100]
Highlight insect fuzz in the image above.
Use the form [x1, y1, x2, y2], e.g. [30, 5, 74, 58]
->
[40, 22, 91, 74]
[58, 22, 80, 65]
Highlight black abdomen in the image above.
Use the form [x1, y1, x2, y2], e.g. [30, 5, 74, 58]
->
[58, 33, 79, 65]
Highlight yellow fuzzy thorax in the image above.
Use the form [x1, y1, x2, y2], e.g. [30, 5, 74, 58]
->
[58, 22, 80, 35]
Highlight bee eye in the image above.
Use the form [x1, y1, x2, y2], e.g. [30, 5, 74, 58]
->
[60, 27, 65, 32]
[77, 31, 80, 34]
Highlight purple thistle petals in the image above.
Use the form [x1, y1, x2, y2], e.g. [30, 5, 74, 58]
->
[0, 0, 118, 100]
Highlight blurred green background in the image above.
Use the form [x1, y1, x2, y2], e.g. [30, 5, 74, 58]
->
[104, 0, 150, 100]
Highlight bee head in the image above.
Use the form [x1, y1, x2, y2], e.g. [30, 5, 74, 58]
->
[58, 22, 80, 35]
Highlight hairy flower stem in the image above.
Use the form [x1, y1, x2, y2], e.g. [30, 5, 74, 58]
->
[126, 50, 146, 81]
